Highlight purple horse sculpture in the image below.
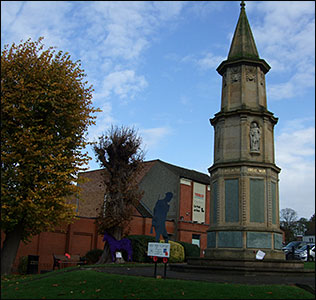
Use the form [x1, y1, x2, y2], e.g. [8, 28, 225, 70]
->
[103, 231, 133, 262]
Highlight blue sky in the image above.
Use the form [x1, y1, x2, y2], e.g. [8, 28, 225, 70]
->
[1, 1, 315, 219]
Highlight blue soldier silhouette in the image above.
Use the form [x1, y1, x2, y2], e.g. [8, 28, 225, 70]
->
[150, 192, 173, 242]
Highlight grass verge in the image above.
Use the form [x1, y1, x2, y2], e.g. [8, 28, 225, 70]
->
[1, 268, 314, 299]
[304, 262, 315, 270]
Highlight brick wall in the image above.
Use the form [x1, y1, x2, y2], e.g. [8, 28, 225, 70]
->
[72, 170, 106, 218]
[1, 210, 165, 273]
[177, 221, 209, 255]
[1, 217, 105, 273]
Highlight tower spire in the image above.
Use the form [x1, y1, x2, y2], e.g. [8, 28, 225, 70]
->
[217, 0, 270, 75]
[228, 1, 258, 60]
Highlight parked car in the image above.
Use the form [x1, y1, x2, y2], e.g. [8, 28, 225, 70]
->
[293, 243, 314, 260]
[298, 245, 315, 261]
[282, 241, 314, 260]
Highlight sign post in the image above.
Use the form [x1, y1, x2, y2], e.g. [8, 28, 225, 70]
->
[147, 242, 170, 279]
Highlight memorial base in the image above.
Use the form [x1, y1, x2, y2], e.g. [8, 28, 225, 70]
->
[204, 248, 285, 261]
[169, 256, 314, 276]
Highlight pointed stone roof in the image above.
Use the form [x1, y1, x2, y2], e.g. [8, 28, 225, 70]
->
[217, 2, 270, 75]
[227, 2, 259, 60]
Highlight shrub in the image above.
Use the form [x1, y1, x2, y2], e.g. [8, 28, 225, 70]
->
[17, 256, 28, 275]
[126, 235, 155, 262]
[84, 249, 104, 264]
[178, 241, 200, 261]
[160, 240, 185, 263]
[126, 235, 185, 263]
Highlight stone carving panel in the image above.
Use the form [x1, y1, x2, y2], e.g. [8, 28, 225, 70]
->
[231, 66, 241, 83]
[259, 71, 265, 87]
[222, 167, 240, 174]
[245, 66, 256, 82]
[247, 167, 266, 174]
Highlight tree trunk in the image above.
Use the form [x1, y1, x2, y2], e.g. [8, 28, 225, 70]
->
[96, 227, 123, 264]
[1, 228, 23, 275]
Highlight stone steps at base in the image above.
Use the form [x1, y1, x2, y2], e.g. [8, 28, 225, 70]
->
[169, 263, 315, 276]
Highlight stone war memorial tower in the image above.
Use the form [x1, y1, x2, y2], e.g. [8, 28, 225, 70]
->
[205, 1, 285, 261]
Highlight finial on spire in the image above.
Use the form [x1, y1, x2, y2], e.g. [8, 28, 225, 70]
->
[240, 1, 245, 9]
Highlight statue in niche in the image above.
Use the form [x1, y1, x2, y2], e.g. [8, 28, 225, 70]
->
[250, 122, 261, 151]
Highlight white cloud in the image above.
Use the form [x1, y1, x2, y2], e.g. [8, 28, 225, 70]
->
[84, 1, 186, 61]
[1, 1, 74, 49]
[1, 1, 24, 28]
[267, 81, 295, 101]
[179, 52, 226, 72]
[196, 53, 226, 71]
[140, 127, 172, 149]
[186, 1, 225, 19]
[152, 1, 187, 20]
[276, 127, 314, 164]
[249, 1, 315, 101]
[101, 69, 148, 100]
[275, 119, 315, 218]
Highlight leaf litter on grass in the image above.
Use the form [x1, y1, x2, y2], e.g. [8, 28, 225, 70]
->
[2, 269, 314, 299]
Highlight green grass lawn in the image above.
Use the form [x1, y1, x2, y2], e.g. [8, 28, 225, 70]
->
[1, 267, 314, 299]
[304, 261, 315, 270]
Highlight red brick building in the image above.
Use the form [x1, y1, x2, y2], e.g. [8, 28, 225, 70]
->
[75, 159, 211, 249]
[2, 159, 210, 273]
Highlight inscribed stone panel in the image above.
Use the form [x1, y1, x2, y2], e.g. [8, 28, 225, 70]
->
[218, 231, 243, 248]
[247, 232, 271, 249]
[250, 179, 264, 223]
[212, 181, 218, 224]
[225, 179, 239, 223]
[274, 233, 283, 250]
[271, 182, 276, 224]
[207, 232, 216, 248]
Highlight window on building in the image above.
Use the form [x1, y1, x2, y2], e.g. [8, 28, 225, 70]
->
[192, 234, 200, 247]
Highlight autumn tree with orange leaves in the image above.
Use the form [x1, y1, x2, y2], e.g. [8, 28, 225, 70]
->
[1, 37, 99, 274]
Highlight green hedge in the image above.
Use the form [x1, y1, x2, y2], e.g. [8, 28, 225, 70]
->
[160, 240, 185, 263]
[126, 235, 156, 262]
[126, 235, 186, 263]
[177, 241, 200, 261]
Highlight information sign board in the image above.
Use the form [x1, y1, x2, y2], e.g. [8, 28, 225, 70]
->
[192, 182, 206, 223]
[147, 243, 170, 257]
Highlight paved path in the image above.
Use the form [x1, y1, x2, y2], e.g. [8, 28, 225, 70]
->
[96, 265, 315, 294]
